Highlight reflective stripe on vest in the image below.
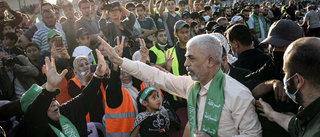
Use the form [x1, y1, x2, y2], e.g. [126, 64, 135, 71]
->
[149, 46, 165, 65]
[106, 132, 131, 137]
[168, 47, 179, 76]
[104, 87, 136, 134]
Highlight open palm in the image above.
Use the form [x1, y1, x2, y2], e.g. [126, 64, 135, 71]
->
[44, 57, 68, 92]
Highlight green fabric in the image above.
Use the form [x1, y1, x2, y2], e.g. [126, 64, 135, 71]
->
[140, 87, 157, 100]
[281, 6, 286, 14]
[49, 115, 80, 137]
[149, 46, 165, 65]
[47, 29, 61, 40]
[20, 84, 60, 112]
[252, 14, 268, 38]
[90, 52, 96, 65]
[187, 69, 225, 137]
[167, 47, 179, 76]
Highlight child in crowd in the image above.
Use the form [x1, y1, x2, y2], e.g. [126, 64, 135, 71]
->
[3, 32, 24, 56]
[131, 87, 170, 137]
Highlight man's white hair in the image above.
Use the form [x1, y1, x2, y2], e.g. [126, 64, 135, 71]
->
[187, 34, 222, 65]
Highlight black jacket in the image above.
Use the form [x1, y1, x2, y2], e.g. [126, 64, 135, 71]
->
[15, 77, 103, 137]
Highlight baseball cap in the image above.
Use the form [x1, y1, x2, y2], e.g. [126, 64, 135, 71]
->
[174, 20, 190, 32]
[182, 11, 190, 18]
[261, 19, 302, 47]
[76, 28, 89, 38]
[178, 0, 186, 6]
[47, 29, 61, 40]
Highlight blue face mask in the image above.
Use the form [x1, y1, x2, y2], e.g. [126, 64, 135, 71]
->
[122, 81, 133, 88]
[231, 48, 238, 58]
[283, 74, 299, 104]
[158, 43, 167, 48]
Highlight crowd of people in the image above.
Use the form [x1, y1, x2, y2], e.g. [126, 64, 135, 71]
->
[0, 0, 320, 136]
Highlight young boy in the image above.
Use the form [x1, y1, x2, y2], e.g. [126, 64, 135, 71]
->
[73, 28, 96, 64]
[159, 0, 181, 46]
[4, 32, 24, 56]
[136, 4, 157, 48]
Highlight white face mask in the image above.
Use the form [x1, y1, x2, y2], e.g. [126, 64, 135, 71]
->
[79, 72, 86, 77]
[122, 81, 133, 88]
[158, 43, 167, 48]
[203, 15, 210, 22]
[200, 25, 205, 29]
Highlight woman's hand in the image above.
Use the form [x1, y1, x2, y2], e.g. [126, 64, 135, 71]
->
[94, 49, 109, 76]
[44, 57, 68, 92]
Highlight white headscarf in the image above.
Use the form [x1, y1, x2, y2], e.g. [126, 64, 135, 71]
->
[211, 33, 238, 64]
[230, 15, 243, 25]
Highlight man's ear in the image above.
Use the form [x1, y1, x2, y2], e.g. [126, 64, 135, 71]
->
[174, 32, 177, 37]
[296, 73, 305, 90]
[207, 56, 216, 67]
[76, 38, 80, 43]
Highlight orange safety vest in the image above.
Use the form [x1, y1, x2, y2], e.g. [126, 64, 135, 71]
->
[56, 77, 72, 104]
[69, 77, 107, 122]
[104, 87, 136, 137]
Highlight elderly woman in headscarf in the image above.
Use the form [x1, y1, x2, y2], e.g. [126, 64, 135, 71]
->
[15, 50, 109, 137]
[68, 56, 108, 123]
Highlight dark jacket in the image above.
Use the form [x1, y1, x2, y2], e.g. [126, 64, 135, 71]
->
[228, 64, 261, 91]
[15, 77, 103, 137]
[0, 55, 39, 100]
[232, 48, 269, 72]
[288, 97, 320, 137]
[246, 56, 299, 137]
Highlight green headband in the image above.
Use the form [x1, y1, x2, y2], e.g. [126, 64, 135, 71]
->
[139, 87, 157, 104]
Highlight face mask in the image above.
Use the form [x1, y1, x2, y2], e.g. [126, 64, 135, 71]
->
[231, 48, 238, 58]
[79, 72, 86, 77]
[270, 51, 284, 71]
[283, 74, 299, 104]
[268, 5, 271, 8]
[200, 25, 205, 29]
[158, 43, 167, 48]
[122, 81, 133, 88]
[203, 15, 210, 22]
[277, 6, 281, 8]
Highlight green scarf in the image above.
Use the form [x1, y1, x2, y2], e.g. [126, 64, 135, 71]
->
[252, 14, 268, 38]
[187, 69, 225, 137]
[49, 115, 80, 137]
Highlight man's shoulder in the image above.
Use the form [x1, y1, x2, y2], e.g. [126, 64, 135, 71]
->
[224, 74, 252, 98]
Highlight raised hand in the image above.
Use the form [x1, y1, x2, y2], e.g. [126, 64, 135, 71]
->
[114, 36, 124, 57]
[44, 57, 68, 92]
[97, 36, 124, 65]
[139, 38, 149, 63]
[164, 50, 174, 71]
[95, 49, 110, 76]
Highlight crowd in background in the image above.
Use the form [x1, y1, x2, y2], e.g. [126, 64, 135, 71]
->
[0, 0, 320, 136]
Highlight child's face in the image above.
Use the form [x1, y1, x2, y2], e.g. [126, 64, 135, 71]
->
[194, 26, 199, 32]
[145, 91, 161, 111]
[166, 1, 176, 12]
[2, 25, 13, 35]
[136, 7, 145, 17]
[77, 34, 90, 47]
[4, 36, 14, 47]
